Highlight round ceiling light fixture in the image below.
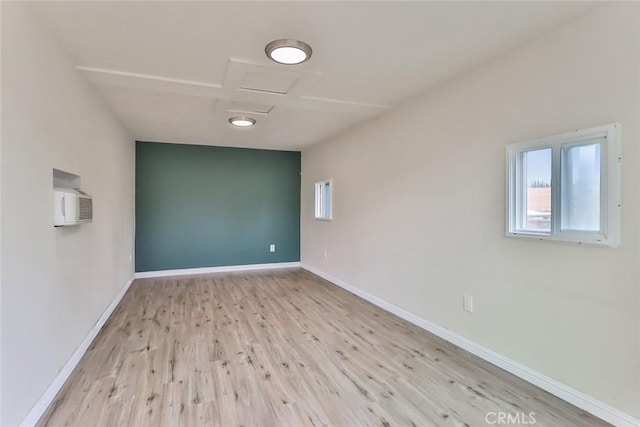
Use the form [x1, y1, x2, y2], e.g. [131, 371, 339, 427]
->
[229, 117, 256, 127]
[265, 39, 312, 65]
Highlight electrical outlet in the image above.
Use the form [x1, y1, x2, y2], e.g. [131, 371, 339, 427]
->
[269, 244, 276, 252]
[323, 250, 328, 259]
[463, 294, 473, 313]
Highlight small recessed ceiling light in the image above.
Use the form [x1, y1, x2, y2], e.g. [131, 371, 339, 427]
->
[229, 117, 256, 127]
[265, 39, 312, 65]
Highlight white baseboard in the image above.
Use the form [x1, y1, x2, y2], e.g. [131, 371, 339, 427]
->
[19, 275, 136, 427]
[301, 263, 639, 427]
[134, 261, 301, 279]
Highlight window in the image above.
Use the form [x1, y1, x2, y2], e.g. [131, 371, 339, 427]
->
[506, 123, 621, 246]
[315, 180, 332, 220]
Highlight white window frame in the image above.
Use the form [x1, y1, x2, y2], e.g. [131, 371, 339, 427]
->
[506, 123, 621, 247]
[314, 180, 332, 221]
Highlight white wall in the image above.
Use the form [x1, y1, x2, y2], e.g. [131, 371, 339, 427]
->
[0, 4, 135, 426]
[302, 3, 639, 419]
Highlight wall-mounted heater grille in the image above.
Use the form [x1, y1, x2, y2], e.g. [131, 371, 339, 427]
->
[54, 188, 93, 226]
[78, 196, 93, 221]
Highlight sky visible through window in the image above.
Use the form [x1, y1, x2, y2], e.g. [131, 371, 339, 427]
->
[526, 148, 551, 186]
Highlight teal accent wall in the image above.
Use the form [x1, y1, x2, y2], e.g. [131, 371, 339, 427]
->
[135, 142, 300, 272]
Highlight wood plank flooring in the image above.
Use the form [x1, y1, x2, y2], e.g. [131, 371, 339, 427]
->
[38, 268, 606, 426]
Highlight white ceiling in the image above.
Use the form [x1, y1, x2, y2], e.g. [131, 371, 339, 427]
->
[31, 1, 597, 151]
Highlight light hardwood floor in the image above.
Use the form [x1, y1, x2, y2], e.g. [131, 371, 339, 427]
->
[38, 268, 606, 426]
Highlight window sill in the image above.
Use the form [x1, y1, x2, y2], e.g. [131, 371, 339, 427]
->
[506, 231, 617, 247]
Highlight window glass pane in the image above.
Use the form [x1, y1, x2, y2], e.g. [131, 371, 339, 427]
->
[561, 142, 601, 231]
[523, 148, 552, 232]
[315, 181, 331, 220]
[323, 182, 331, 218]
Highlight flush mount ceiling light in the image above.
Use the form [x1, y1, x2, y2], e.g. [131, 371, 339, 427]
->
[229, 117, 256, 127]
[265, 39, 312, 65]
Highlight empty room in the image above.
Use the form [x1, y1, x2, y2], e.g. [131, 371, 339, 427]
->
[1, 1, 639, 426]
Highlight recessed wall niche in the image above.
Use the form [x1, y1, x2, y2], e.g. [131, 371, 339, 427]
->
[53, 168, 81, 189]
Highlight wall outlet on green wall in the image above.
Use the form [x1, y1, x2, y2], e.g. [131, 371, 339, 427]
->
[270, 244, 276, 252]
